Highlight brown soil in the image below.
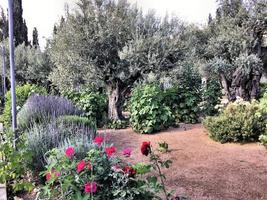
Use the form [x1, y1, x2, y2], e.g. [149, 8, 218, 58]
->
[104, 124, 267, 200]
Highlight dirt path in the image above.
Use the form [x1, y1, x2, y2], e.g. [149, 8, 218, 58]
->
[105, 124, 267, 200]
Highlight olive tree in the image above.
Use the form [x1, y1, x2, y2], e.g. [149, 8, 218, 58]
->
[49, 0, 184, 120]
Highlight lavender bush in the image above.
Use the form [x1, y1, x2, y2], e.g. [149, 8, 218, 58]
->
[18, 94, 82, 130]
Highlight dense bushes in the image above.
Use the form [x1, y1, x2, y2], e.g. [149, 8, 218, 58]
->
[130, 84, 173, 134]
[201, 79, 222, 116]
[0, 84, 47, 125]
[203, 100, 266, 143]
[163, 86, 200, 124]
[17, 94, 81, 130]
[65, 89, 108, 127]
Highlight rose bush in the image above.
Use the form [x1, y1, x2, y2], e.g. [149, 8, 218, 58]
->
[39, 136, 184, 200]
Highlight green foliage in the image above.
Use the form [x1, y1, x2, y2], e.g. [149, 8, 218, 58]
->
[56, 115, 96, 130]
[0, 42, 53, 86]
[1, 84, 46, 126]
[163, 86, 200, 124]
[157, 142, 169, 153]
[202, 78, 222, 116]
[26, 121, 95, 174]
[203, 100, 266, 143]
[0, 131, 33, 197]
[107, 119, 129, 129]
[64, 89, 108, 127]
[259, 134, 267, 148]
[260, 83, 267, 97]
[130, 84, 173, 134]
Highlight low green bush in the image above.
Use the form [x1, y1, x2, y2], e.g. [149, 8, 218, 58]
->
[1, 84, 46, 126]
[203, 100, 266, 143]
[65, 89, 108, 127]
[130, 84, 173, 134]
[56, 115, 96, 130]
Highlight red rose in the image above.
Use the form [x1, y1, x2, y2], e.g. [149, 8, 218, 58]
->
[123, 165, 136, 177]
[105, 146, 116, 157]
[84, 181, 97, 193]
[65, 147, 75, 158]
[93, 136, 104, 146]
[141, 141, 151, 156]
[77, 160, 86, 173]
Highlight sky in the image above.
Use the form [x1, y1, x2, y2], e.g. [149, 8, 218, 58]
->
[0, 0, 218, 49]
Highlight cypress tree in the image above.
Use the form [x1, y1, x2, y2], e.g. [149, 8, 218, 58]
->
[32, 27, 39, 48]
[13, 0, 28, 46]
[0, 7, 8, 41]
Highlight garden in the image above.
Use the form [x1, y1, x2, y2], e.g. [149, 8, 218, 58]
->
[0, 0, 267, 199]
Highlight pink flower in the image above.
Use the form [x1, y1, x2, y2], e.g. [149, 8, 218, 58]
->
[105, 146, 116, 157]
[93, 136, 104, 146]
[111, 165, 122, 172]
[122, 148, 132, 157]
[45, 169, 60, 182]
[84, 181, 97, 193]
[77, 160, 86, 173]
[45, 172, 51, 181]
[65, 147, 75, 158]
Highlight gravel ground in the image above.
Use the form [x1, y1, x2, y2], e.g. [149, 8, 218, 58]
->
[105, 124, 267, 200]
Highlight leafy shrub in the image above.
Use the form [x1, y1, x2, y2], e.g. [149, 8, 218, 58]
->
[0, 130, 33, 198]
[65, 89, 108, 127]
[40, 139, 177, 200]
[17, 94, 81, 130]
[202, 78, 222, 116]
[203, 100, 266, 143]
[1, 84, 46, 126]
[26, 121, 96, 173]
[260, 83, 267, 97]
[107, 119, 129, 129]
[259, 134, 267, 148]
[163, 86, 200, 124]
[130, 84, 173, 134]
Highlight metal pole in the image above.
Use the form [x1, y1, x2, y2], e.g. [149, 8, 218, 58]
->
[8, 0, 17, 148]
[2, 46, 6, 99]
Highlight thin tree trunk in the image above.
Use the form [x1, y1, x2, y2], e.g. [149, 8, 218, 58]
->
[107, 82, 124, 121]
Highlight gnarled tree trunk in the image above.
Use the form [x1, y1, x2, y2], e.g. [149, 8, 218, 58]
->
[220, 67, 262, 102]
[107, 82, 124, 121]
